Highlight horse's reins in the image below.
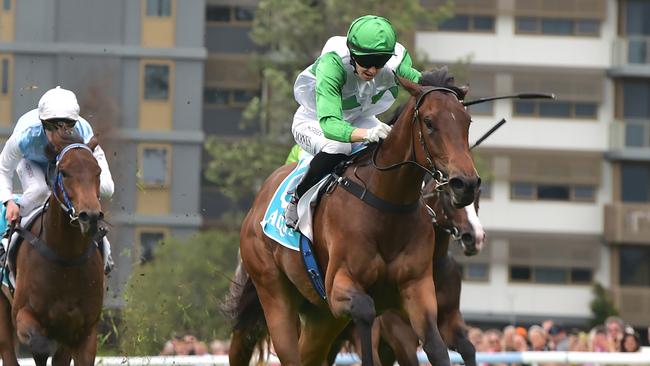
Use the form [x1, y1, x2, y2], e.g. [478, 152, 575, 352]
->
[370, 86, 462, 187]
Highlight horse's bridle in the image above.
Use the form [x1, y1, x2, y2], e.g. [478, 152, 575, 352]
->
[422, 187, 462, 241]
[371, 86, 462, 187]
[50, 143, 94, 223]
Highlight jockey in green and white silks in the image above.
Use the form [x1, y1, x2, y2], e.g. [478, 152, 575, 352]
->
[0, 86, 115, 273]
[285, 15, 422, 229]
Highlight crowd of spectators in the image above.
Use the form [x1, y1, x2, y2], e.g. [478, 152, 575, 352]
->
[159, 333, 230, 356]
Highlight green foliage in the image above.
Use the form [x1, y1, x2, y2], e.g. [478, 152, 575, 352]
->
[588, 283, 619, 328]
[119, 230, 240, 355]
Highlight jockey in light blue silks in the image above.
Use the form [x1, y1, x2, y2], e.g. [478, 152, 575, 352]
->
[0, 86, 115, 273]
[284, 15, 422, 228]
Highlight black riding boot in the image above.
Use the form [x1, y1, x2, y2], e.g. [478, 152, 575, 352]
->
[285, 152, 347, 229]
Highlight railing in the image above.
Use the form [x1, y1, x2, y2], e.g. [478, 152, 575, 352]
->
[609, 119, 650, 150]
[11, 351, 648, 366]
[613, 36, 650, 66]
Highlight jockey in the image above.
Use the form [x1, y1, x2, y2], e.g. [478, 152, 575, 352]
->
[0, 86, 115, 273]
[285, 15, 422, 228]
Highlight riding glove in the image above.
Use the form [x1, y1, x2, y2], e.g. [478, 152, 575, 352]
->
[364, 123, 392, 142]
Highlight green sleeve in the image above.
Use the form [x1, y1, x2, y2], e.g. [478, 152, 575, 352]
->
[285, 144, 302, 164]
[315, 52, 355, 142]
[396, 50, 421, 83]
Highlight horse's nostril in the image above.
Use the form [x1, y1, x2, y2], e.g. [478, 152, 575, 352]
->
[78, 212, 90, 223]
[461, 233, 474, 245]
[98, 212, 104, 221]
[450, 178, 464, 191]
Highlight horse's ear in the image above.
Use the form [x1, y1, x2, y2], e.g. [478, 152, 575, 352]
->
[87, 136, 99, 151]
[395, 75, 421, 97]
[459, 85, 470, 100]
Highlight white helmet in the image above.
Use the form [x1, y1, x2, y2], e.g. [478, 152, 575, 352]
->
[37, 86, 80, 121]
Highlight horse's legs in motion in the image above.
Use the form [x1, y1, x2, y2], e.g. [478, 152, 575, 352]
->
[52, 346, 72, 366]
[400, 276, 450, 366]
[16, 308, 50, 366]
[440, 311, 476, 366]
[71, 327, 98, 366]
[0, 296, 18, 366]
[229, 329, 260, 366]
[299, 305, 349, 366]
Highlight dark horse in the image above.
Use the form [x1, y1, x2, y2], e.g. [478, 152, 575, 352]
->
[230, 70, 479, 366]
[0, 131, 106, 366]
[366, 180, 485, 366]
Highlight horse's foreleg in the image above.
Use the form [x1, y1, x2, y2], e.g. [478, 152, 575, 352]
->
[15, 308, 50, 364]
[299, 305, 348, 366]
[52, 346, 72, 366]
[400, 276, 450, 366]
[0, 295, 18, 366]
[70, 327, 97, 366]
[329, 275, 376, 366]
[377, 313, 419, 366]
[444, 311, 476, 366]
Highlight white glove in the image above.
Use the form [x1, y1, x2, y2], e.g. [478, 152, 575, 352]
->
[364, 123, 392, 142]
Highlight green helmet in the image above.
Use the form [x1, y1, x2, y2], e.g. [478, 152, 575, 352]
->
[346, 15, 397, 56]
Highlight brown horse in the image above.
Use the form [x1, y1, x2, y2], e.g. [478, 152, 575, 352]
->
[230, 70, 479, 366]
[0, 131, 105, 366]
[367, 180, 485, 366]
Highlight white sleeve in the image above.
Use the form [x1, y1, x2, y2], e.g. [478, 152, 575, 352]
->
[93, 145, 114, 199]
[0, 134, 23, 204]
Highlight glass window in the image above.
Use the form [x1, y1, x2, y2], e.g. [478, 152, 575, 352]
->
[516, 17, 538, 33]
[140, 231, 165, 263]
[512, 182, 534, 199]
[141, 147, 169, 186]
[619, 245, 650, 286]
[574, 185, 596, 201]
[537, 184, 570, 201]
[235, 7, 255, 22]
[146, 0, 171, 17]
[625, 123, 646, 147]
[541, 18, 573, 35]
[534, 267, 567, 284]
[206, 5, 230, 22]
[623, 81, 650, 118]
[570, 268, 593, 284]
[514, 100, 535, 115]
[480, 180, 492, 199]
[3, 0, 9, 11]
[628, 40, 648, 64]
[472, 16, 495, 31]
[574, 102, 598, 118]
[439, 15, 470, 31]
[621, 163, 650, 202]
[144, 64, 169, 100]
[510, 266, 531, 281]
[576, 20, 599, 35]
[625, 0, 650, 36]
[539, 101, 571, 117]
[233, 90, 256, 104]
[466, 263, 489, 280]
[204, 88, 229, 105]
[469, 99, 493, 115]
[1, 58, 7, 95]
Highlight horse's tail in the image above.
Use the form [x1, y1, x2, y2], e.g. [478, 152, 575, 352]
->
[223, 259, 269, 365]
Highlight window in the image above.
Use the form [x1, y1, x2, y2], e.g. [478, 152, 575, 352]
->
[204, 87, 258, 107]
[469, 99, 493, 115]
[515, 17, 600, 36]
[510, 265, 592, 284]
[139, 231, 166, 263]
[144, 64, 169, 100]
[625, 0, 650, 36]
[1, 58, 8, 95]
[140, 146, 170, 187]
[479, 180, 492, 199]
[620, 246, 650, 286]
[622, 81, 650, 119]
[2, 0, 9, 11]
[206, 5, 255, 24]
[458, 263, 490, 281]
[513, 100, 598, 119]
[146, 0, 171, 17]
[511, 182, 596, 202]
[621, 163, 650, 203]
[438, 15, 495, 32]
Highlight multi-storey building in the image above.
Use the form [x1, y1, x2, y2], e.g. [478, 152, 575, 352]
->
[417, 0, 636, 327]
[0, 0, 206, 306]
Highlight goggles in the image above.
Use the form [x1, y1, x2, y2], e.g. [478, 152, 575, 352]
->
[351, 53, 392, 69]
[42, 118, 77, 131]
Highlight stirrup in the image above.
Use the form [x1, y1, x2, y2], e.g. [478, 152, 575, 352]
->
[284, 195, 299, 229]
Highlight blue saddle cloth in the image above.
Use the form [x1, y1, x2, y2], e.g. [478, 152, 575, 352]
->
[261, 157, 312, 251]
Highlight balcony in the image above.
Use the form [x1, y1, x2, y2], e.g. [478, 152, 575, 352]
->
[605, 203, 650, 244]
[611, 37, 650, 77]
[608, 120, 650, 160]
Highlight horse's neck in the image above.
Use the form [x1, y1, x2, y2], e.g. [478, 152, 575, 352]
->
[433, 229, 450, 263]
[366, 101, 425, 204]
[42, 197, 88, 255]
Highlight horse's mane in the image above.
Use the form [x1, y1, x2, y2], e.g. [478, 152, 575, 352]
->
[387, 67, 465, 126]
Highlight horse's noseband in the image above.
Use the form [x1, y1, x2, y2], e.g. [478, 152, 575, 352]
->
[51, 143, 94, 223]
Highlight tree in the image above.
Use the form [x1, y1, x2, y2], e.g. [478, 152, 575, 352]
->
[119, 230, 239, 355]
[588, 283, 619, 328]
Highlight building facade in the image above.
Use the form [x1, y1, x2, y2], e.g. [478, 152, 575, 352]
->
[0, 0, 206, 306]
